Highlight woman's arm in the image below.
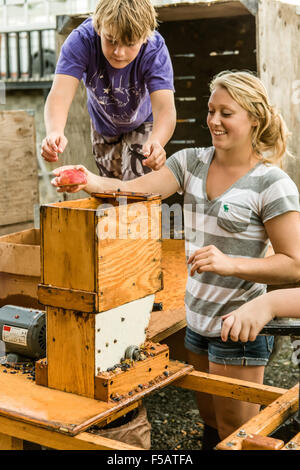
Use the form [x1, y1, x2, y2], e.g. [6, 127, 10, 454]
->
[188, 211, 300, 284]
[51, 164, 180, 200]
[221, 288, 300, 342]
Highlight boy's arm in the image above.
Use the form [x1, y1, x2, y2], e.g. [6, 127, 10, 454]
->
[221, 288, 300, 342]
[142, 89, 176, 170]
[42, 74, 80, 162]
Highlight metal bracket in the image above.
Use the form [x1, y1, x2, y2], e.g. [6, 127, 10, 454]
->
[240, 0, 258, 16]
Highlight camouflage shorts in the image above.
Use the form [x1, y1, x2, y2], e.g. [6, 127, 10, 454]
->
[91, 122, 153, 181]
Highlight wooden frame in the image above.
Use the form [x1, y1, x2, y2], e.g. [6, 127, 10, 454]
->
[0, 368, 296, 451]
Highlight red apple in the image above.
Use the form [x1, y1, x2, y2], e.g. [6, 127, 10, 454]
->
[59, 168, 87, 186]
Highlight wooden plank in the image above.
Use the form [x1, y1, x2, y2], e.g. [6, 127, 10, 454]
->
[175, 370, 286, 406]
[38, 284, 97, 312]
[257, 0, 300, 191]
[157, 1, 251, 22]
[41, 205, 96, 291]
[95, 344, 169, 401]
[0, 221, 35, 237]
[97, 200, 162, 312]
[0, 240, 40, 277]
[46, 307, 96, 398]
[0, 415, 140, 450]
[0, 432, 23, 450]
[0, 110, 39, 226]
[241, 434, 284, 450]
[0, 358, 191, 436]
[0, 228, 40, 245]
[216, 385, 299, 450]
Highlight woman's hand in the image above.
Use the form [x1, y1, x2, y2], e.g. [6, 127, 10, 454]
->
[221, 297, 274, 343]
[187, 245, 236, 277]
[51, 165, 90, 193]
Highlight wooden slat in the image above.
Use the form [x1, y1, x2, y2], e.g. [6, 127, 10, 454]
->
[175, 370, 286, 406]
[157, 1, 250, 22]
[46, 307, 96, 398]
[0, 240, 40, 277]
[0, 415, 140, 450]
[241, 434, 284, 450]
[216, 385, 299, 450]
[38, 284, 97, 312]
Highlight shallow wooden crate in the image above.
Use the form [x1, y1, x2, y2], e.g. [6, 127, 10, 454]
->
[38, 193, 163, 313]
[0, 228, 42, 309]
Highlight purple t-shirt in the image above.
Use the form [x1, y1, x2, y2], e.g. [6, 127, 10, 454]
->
[55, 18, 174, 137]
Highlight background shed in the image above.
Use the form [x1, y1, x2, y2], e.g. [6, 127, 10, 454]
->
[53, 0, 300, 202]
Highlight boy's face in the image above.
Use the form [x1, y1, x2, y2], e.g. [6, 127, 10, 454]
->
[100, 27, 146, 69]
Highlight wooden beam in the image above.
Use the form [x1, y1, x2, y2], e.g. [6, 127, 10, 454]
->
[175, 370, 286, 406]
[0, 416, 141, 450]
[216, 384, 299, 450]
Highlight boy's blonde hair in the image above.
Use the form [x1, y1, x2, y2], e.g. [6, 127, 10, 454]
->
[209, 70, 290, 165]
[92, 0, 158, 45]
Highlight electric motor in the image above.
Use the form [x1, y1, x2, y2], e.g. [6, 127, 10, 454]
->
[0, 305, 46, 360]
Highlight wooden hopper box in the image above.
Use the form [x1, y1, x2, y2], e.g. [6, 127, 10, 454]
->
[38, 192, 163, 313]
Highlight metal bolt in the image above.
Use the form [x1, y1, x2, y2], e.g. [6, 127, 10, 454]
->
[285, 441, 298, 449]
[237, 429, 247, 438]
[226, 441, 236, 447]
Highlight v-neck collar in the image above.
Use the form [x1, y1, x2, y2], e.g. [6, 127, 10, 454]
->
[203, 147, 262, 203]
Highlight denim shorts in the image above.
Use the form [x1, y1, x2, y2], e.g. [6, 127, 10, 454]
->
[185, 327, 274, 366]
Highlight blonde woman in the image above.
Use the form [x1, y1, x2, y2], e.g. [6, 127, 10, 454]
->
[52, 71, 300, 448]
[41, 0, 176, 179]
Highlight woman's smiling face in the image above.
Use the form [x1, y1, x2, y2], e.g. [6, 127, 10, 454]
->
[207, 86, 257, 152]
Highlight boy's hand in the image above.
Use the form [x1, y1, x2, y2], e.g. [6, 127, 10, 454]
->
[142, 140, 166, 171]
[41, 132, 68, 162]
[51, 165, 89, 193]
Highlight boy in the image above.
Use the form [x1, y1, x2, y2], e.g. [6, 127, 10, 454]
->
[221, 288, 300, 343]
[41, 0, 176, 180]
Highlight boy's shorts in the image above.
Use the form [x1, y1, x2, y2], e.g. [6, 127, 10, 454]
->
[185, 327, 274, 366]
[91, 121, 153, 181]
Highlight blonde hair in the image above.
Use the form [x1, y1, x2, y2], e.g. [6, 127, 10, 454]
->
[209, 70, 290, 166]
[92, 0, 158, 45]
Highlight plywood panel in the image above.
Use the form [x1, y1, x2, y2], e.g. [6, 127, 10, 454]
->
[46, 307, 96, 398]
[0, 111, 39, 226]
[97, 200, 162, 311]
[41, 205, 96, 291]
